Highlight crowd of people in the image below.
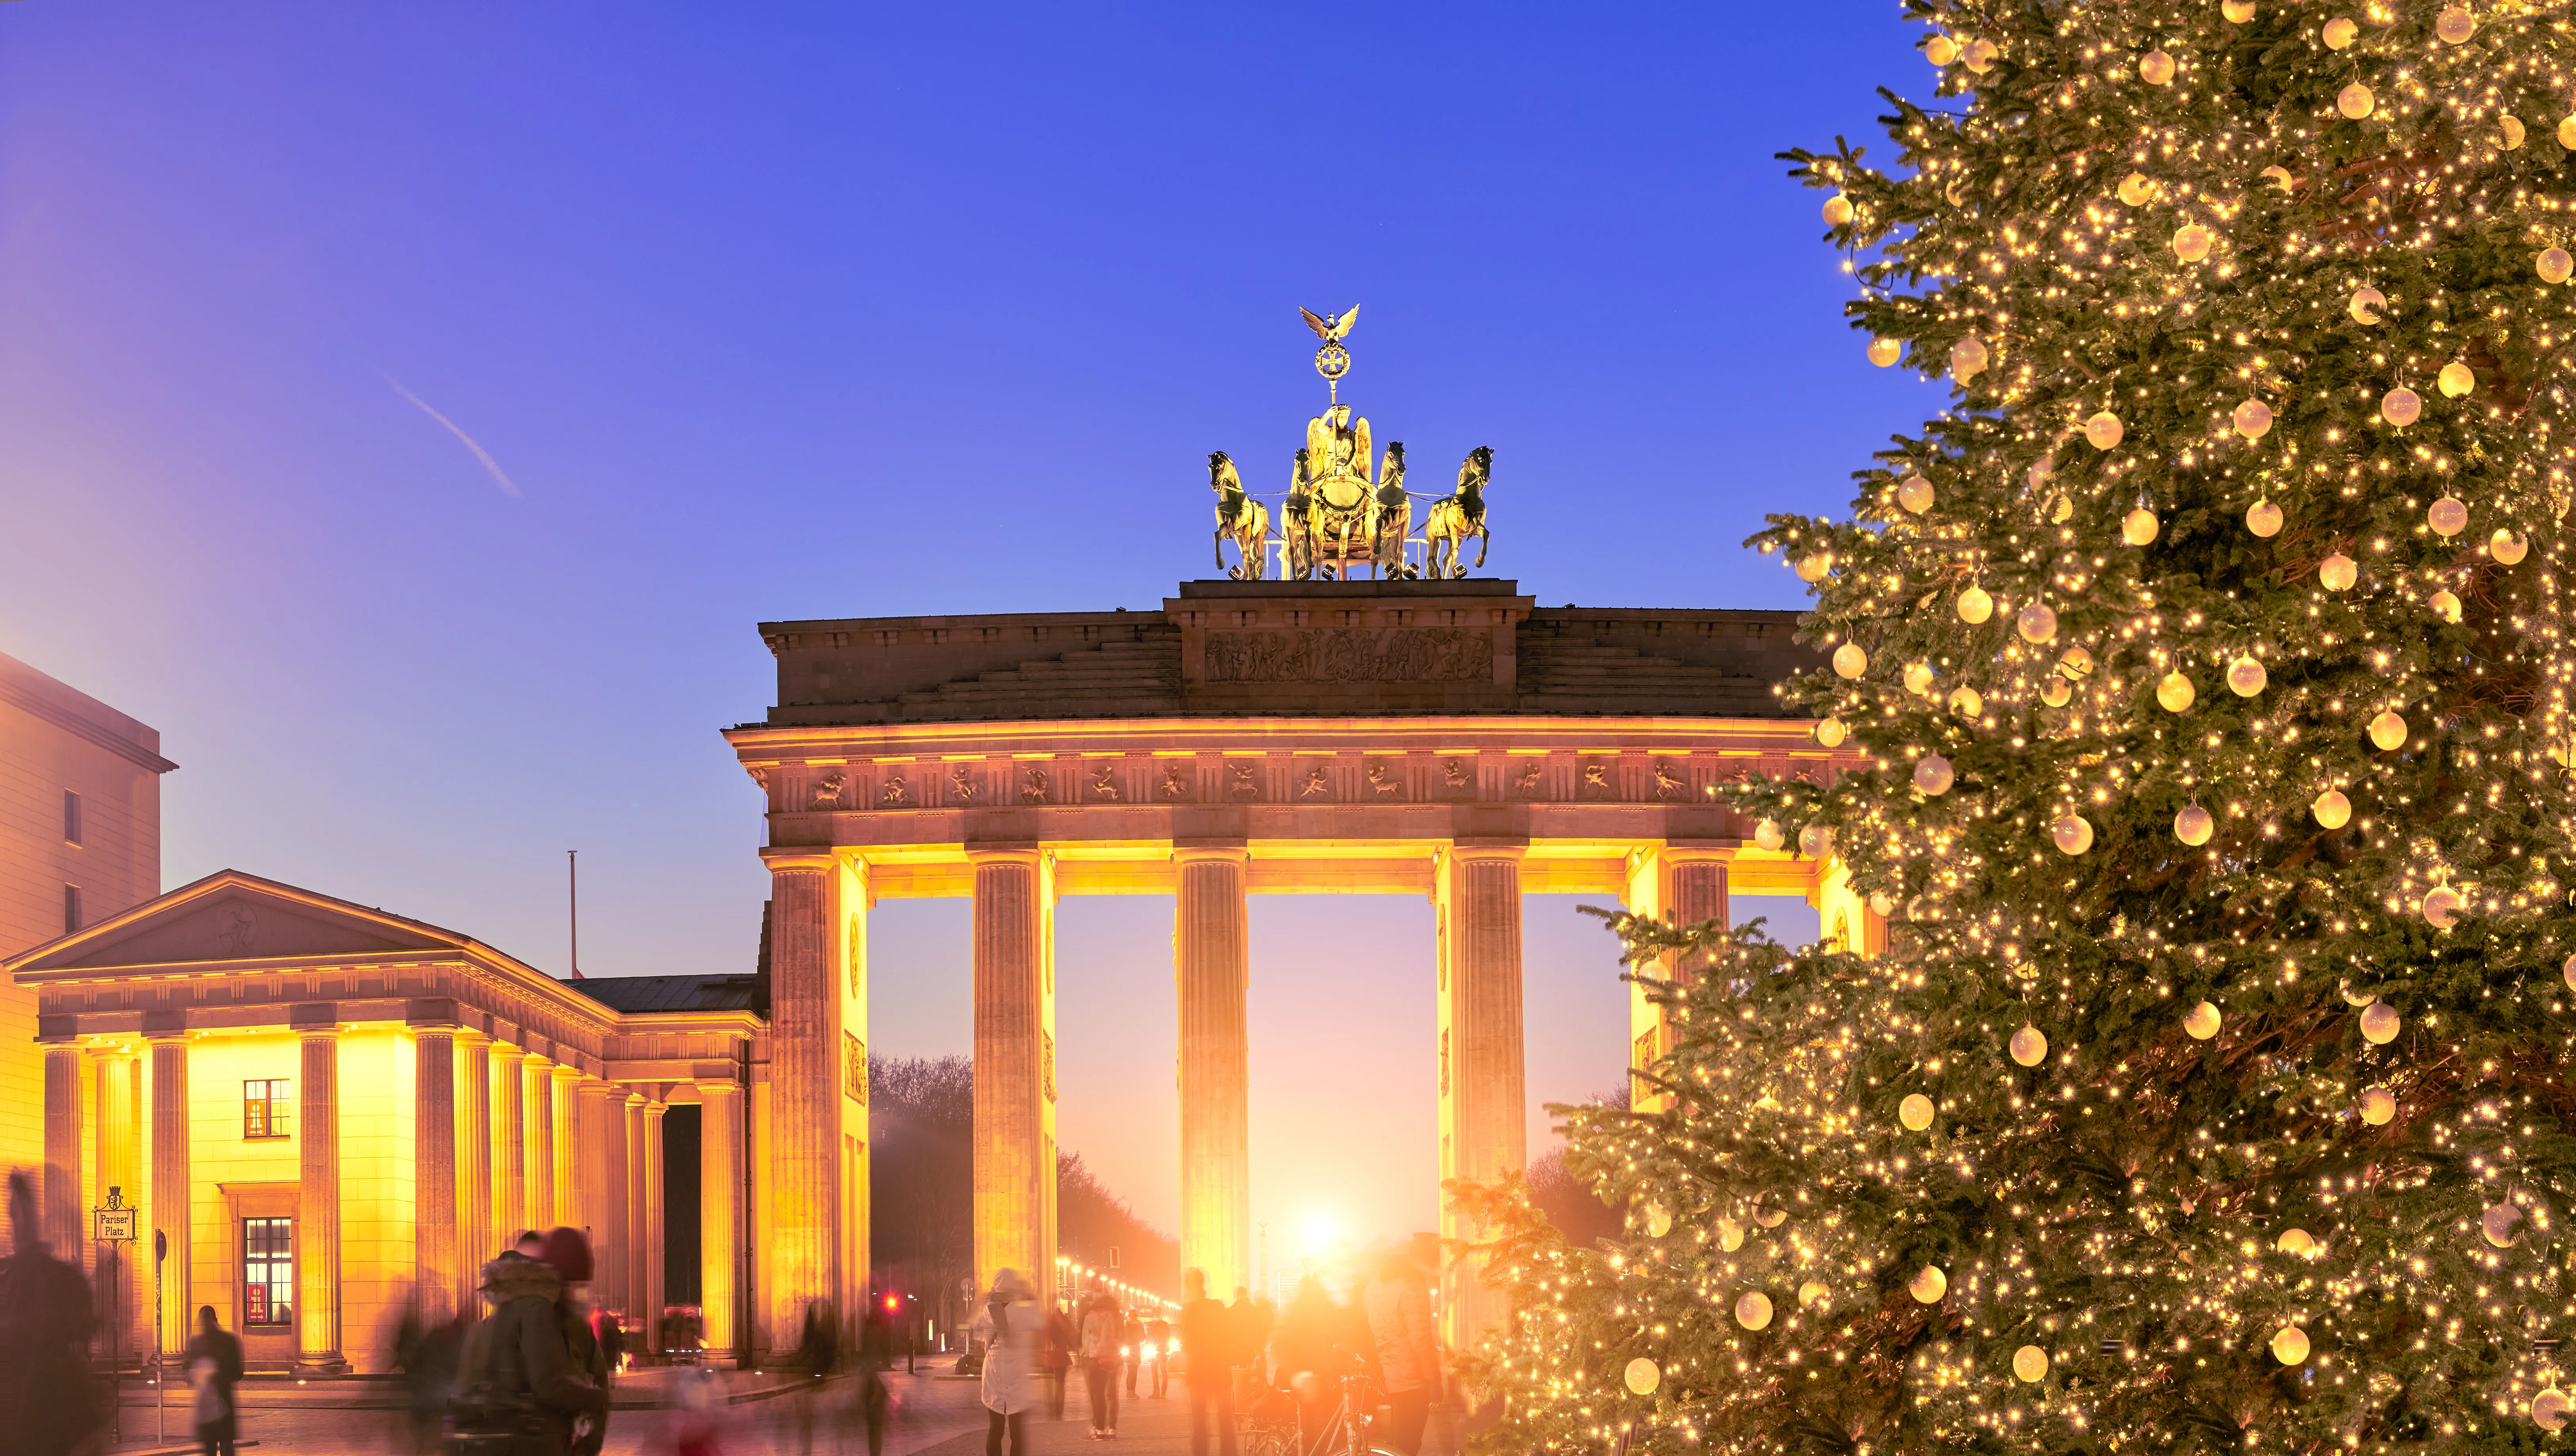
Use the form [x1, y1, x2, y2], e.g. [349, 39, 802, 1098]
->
[971, 1247, 1445, 1456]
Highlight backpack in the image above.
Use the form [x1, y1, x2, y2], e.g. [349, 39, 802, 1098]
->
[447, 1305, 548, 1456]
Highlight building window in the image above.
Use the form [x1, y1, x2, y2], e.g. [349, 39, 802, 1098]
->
[844, 1032, 867, 1104]
[62, 885, 81, 937]
[243, 1080, 293, 1139]
[62, 790, 81, 846]
[243, 1217, 293, 1326]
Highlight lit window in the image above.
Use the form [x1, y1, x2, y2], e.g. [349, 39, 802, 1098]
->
[62, 790, 81, 846]
[62, 886, 81, 937]
[243, 1080, 293, 1139]
[243, 1217, 293, 1326]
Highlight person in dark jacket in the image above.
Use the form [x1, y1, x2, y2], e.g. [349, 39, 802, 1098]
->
[393, 1300, 467, 1454]
[537, 1228, 612, 1456]
[184, 1305, 246, 1456]
[1274, 1277, 1347, 1456]
[458, 1247, 607, 1456]
[0, 1172, 104, 1456]
[859, 1297, 897, 1456]
[1177, 1269, 1236, 1456]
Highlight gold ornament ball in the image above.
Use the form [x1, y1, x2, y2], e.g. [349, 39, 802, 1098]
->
[2322, 15, 2357, 48]
[2056, 645, 2094, 679]
[1822, 194, 1854, 225]
[1867, 337, 1901, 367]
[1754, 820, 1785, 852]
[1913, 754, 1955, 796]
[2563, 952, 2576, 991]
[2039, 677, 2073, 707]
[2349, 285, 2386, 323]
[1901, 661, 1936, 696]
[1644, 1204, 1673, 1238]
[2320, 553, 2357, 591]
[2027, 455, 2056, 487]
[2010, 1025, 2048, 1067]
[1752, 1195, 1787, 1229]
[2381, 387, 2421, 426]
[1797, 824, 1833, 859]
[1961, 37, 1996, 72]
[1715, 1215, 1745, 1252]
[1624, 1357, 1661, 1396]
[2313, 789, 2352, 829]
[2369, 710, 2407, 750]
[2233, 399, 2272, 439]
[2012, 1345, 2049, 1383]
[1814, 717, 1847, 748]
[2493, 529, 2529, 565]
[1832, 642, 1868, 679]
[1798, 1280, 1830, 1309]
[2361, 1000, 2402, 1042]
[2157, 672, 2196, 713]
[2084, 410, 2124, 450]
[2226, 656, 2267, 697]
[2438, 361, 2475, 398]
[2427, 496, 2467, 536]
[2222, 0, 2255, 19]
[1908, 1265, 1949, 1303]
[1796, 551, 1833, 582]
[2183, 1001, 2222, 1040]
[1957, 585, 1994, 624]
[1924, 34, 1959, 66]
[2422, 886, 2463, 929]
[2483, 1200, 2526, 1248]
[2544, 247, 2576, 284]
[2360, 1086, 2396, 1125]
[1898, 1092, 1936, 1131]
[2276, 1227, 2315, 1255]
[1734, 1291, 1774, 1331]
[2561, 116, 2576, 151]
[2118, 172, 2155, 206]
[2503, 115, 2527, 150]
[2123, 507, 2160, 545]
[2538, 1391, 2573, 1434]
[1949, 336, 1989, 382]
[2175, 803, 2214, 845]
[2435, 5, 2474, 42]
[2337, 83, 2374, 120]
[2138, 49, 2175, 85]
[1949, 685, 1983, 718]
[2260, 164, 2292, 192]
[2018, 603, 2058, 643]
[2431, 590, 2462, 624]
[2172, 224, 2211, 262]
[2272, 1326, 2311, 1366]
[2247, 500, 2283, 537]
[1897, 474, 1934, 512]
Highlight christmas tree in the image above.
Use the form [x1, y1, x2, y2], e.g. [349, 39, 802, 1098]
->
[1465, 4, 2576, 1453]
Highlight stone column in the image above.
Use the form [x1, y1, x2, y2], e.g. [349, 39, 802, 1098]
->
[295, 1023, 346, 1372]
[642, 1097, 668, 1353]
[99, 1055, 141, 1360]
[1622, 847, 1729, 1113]
[761, 850, 853, 1343]
[492, 1045, 527, 1244]
[552, 1068, 581, 1235]
[971, 847, 1056, 1299]
[526, 1059, 555, 1231]
[1173, 843, 1250, 1297]
[457, 1032, 493, 1308]
[602, 1088, 632, 1320]
[699, 1077, 744, 1362]
[42, 1044, 83, 1256]
[414, 1026, 459, 1324]
[148, 1032, 189, 1363]
[1435, 842, 1525, 1349]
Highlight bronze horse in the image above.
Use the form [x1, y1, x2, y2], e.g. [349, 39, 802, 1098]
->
[1208, 450, 1269, 579]
[1422, 445, 1492, 578]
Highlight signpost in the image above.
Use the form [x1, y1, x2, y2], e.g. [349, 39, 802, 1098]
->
[94, 1189, 135, 1441]
[154, 1227, 168, 1444]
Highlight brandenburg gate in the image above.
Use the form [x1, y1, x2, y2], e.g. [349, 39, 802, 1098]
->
[727, 576, 1870, 1341]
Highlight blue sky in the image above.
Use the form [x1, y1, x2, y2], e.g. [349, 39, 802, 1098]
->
[0, 2, 1926, 1241]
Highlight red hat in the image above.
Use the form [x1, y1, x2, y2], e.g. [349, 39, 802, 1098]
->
[539, 1226, 593, 1283]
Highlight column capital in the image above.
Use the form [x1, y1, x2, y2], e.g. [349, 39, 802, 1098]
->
[491, 1042, 529, 1063]
[1446, 838, 1529, 864]
[697, 1078, 745, 1101]
[1171, 840, 1249, 864]
[963, 843, 1043, 866]
[762, 848, 840, 874]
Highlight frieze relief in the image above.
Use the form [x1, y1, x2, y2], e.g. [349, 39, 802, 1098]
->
[1203, 627, 1491, 684]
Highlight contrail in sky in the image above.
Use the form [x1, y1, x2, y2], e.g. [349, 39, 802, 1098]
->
[385, 375, 523, 497]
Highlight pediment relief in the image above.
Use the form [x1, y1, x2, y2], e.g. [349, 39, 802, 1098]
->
[15, 876, 456, 973]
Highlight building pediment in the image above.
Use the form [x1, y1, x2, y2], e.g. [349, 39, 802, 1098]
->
[6, 870, 462, 975]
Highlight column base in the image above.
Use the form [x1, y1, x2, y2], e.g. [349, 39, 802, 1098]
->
[293, 1355, 351, 1376]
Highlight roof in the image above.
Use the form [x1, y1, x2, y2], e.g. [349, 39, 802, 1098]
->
[564, 973, 766, 1015]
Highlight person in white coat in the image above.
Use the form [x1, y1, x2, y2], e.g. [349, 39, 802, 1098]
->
[971, 1269, 1041, 1456]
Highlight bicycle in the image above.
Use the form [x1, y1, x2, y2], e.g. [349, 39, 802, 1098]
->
[1244, 1372, 1402, 1456]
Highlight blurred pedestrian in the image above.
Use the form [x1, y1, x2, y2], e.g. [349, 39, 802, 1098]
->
[1122, 1306, 1145, 1398]
[1145, 1311, 1172, 1399]
[393, 1299, 466, 1454]
[184, 1305, 245, 1456]
[789, 1300, 839, 1455]
[1079, 1293, 1123, 1438]
[858, 1296, 896, 1456]
[1178, 1269, 1236, 1456]
[666, 1365, 728, 1456]
[538, 1228, 613, 1456]
[454, 1241, 607, 1456]
[1275, 1277, 1343, 1455]
[1364, 1251, 1438, 1456]
[0, 1172, 105, 1456]
[1244, 1293, 1275, 1388]
[1041, 1301, 1074, 1421]
[970, 1270, 1039, 1456]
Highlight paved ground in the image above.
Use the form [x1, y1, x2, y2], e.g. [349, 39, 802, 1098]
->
[101, 1366, 1470, 1456]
